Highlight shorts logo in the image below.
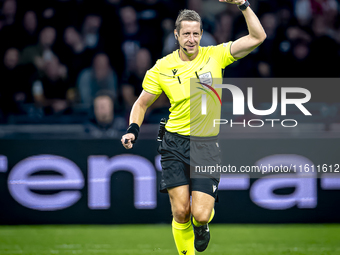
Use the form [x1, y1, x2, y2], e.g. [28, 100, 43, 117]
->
[181, 250, 187, 254]
[213, 185, 217, 193]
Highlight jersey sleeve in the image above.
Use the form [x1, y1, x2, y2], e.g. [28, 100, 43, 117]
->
[211, 41, 236, 68]
[142, 61, 163, 95]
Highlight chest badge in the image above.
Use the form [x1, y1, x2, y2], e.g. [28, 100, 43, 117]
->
[172, 69, 178, 75]
[198, 72, 213, 86]
[197, 71, 222, 105]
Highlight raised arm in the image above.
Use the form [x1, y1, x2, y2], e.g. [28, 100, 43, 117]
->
[220, 0, 266, 59]
[121, 90, 160, 149]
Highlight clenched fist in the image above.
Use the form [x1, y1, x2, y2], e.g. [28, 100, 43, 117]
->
[121, 133, 135, 149]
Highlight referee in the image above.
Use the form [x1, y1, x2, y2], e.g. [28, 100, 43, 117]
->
[121, 0, 266, 254]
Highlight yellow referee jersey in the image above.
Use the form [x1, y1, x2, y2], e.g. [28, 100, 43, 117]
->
[142, 42, 236, 136]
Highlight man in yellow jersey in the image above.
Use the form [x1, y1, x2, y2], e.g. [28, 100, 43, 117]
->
[121, 0, 266, 254]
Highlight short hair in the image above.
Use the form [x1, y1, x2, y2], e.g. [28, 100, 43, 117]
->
[94, 89, 115, 103]
[175, 9, 202, 35]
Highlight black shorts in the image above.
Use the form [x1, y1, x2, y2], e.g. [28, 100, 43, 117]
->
[158, 131, 221, 199]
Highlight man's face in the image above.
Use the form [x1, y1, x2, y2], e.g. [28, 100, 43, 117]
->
[176, 21, 202, 57]
[40, 27, 56, 48]
[94, 96, 114, 124]
[4, 48, 19, 69]
[93, 54, 110, 80]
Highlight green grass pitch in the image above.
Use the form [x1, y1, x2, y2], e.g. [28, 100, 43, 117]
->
[0, 224, 339, 254]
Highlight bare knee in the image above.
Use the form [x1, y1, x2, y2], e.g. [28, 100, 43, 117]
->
[192, 210, 211, 225]
[172, 204, 191, 223]
[191, 191, 215, 225]
[168, 185, 191, 223]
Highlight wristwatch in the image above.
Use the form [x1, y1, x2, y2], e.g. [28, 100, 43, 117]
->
[238, 0, 250, 11]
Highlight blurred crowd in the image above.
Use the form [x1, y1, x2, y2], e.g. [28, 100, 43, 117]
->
[0, 0, 339, 135]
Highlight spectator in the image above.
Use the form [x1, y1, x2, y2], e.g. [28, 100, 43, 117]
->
[37, 0, 79, 32]
[0, 48, 35, 121]
[84, 91, 126, 138]
[161, 18, 175, 42]
[101, 0, 125, 79]
[32, 56, 72, 115]
[285, 38, 313, 77]
[255, 13, 278, 77]
[20, 26, 59, 72]
[133, 0, 167, 58]
[295, 0, 338, 27]
[119, 5, 142, 77]
[122, 48, 152, 108]
[259, 13, 278, 61]
[309, 15, 339, 77]
[81, 14, 103, 50]
[77, 53, 119, 108]
[119, 5, 159, 78]
[63, 26, 95, 86]
[213, 11, 234, 44]
[18, 11, 39, 50]
[0, 0, 19, 56]
[271, 23, 312, 77]
[1, 0, 16, 27]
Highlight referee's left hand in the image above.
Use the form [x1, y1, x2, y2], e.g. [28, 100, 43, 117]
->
[219, 0, 245, 5]
[121, 133, 135, 149]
